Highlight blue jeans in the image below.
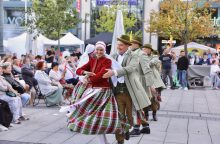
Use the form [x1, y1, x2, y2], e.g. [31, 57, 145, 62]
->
[21, 93, 30, 107]
[178, 70, 187, 88]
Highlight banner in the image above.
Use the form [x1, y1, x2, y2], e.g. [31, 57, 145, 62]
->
[96, 0, 138, 5]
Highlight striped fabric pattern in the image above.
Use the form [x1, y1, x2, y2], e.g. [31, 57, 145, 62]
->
[68, 87, 122, 135]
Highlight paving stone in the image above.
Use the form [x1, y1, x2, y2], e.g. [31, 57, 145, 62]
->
[188, 119, 209, 135]
[0, 129, 32, 141]
[211, 135, 220, 144]
[62, 133, 95, 144]
[139, 140, 163, 144]
[207, 121, 220, 136]
[88, 134, 116, 144]
[167, 118, 188, 134]
[18, 131, 52, 143]
[165, 132, 188, 144]
[140, 131, 166, 142]
[39, 132, 74, 144]
[188, 134, 212, 144]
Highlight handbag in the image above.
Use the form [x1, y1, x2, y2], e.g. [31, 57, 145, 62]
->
[6, 91, 17, 97]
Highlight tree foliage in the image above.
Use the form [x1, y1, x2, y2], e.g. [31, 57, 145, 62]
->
[147, 0, 216, 43]
[95, 4, 138, 35]
[27, 0, 80, 39]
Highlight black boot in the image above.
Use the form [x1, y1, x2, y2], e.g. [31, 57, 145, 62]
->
[125, 131, 130, 140]
[153, 113, 158, 121]
[129, 125, 141, 136]
[140, 124, 150, 134]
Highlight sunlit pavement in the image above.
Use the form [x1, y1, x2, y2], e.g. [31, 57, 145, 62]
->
[1, 89, 220, 144]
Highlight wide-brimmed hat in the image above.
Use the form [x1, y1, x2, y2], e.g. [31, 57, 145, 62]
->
[141, 44, 154, 51]
[131, 36, 142, 46]
[117, 35, 131, 45]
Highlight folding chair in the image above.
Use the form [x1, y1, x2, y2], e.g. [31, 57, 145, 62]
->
[33, 85, 49, 107]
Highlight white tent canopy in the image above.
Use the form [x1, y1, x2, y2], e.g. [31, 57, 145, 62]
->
[171, 42, 216, 56]
[57, 32, 84, 46]
[7, 32, 27, 57]
[7, 32, 57, 57]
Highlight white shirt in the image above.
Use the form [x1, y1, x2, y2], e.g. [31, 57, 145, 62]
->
[114, 52, 127, 83]
[210, 65, 220, 75]
[64, 64, 77, 80]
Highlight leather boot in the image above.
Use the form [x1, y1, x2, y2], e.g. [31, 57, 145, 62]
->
[153, 114, 158, 121]
[140, 123, 150, 134]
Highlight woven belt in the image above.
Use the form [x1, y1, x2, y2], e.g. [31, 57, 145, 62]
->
[116, 83, 128, 94]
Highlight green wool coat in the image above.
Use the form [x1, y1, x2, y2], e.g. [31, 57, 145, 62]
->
[112, 50, 151, 111]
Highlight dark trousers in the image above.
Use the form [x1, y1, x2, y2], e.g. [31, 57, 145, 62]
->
[66, 78, 79, 85]
[161, 69, 173, 87]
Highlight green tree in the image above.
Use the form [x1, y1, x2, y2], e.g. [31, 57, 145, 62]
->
[147, 0, 215, 43]
[27, 0, 80, 42]
[95, 5, 138, 35]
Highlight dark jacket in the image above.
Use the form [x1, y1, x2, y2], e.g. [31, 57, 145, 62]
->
[2, 73, 25, 94]
[177, 56, 189, 70]
[198, 58, 211, 65]
[21, 66, 38, 89]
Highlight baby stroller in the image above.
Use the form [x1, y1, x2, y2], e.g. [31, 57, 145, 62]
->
[187, 65, 211, 88]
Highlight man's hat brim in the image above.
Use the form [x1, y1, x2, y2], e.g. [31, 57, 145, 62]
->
[131, 40, 142, 46]
[141, 46, 154, 51]
[117, 38, 131, 45]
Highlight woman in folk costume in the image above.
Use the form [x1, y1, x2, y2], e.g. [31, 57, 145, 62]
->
[65, 41, 122, 144]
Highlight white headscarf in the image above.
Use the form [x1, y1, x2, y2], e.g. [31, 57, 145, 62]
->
[77, 44, 95, 69]
[77, 42, 121, 87]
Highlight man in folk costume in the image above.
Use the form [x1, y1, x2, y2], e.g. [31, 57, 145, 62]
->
[142, 44, 166, 121]
[103, 35, 151, 144]
[129, 37, 154, 135]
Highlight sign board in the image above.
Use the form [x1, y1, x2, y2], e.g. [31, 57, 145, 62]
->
[162, 40, 176, 44]
[96, 0, 138, 5]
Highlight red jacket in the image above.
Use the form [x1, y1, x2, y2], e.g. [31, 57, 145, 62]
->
[76, 56, 111, 88]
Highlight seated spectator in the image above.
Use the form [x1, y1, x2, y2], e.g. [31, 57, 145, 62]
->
[198, 53, 211, 65]
[2, 55, 13, 63]
[1, 62, 30, 107]
[21, 58, 38, 90]
[49, 62, 73, 104]
[59, 56, 78, 85]
[210, 53, 218, 64]
[21, 58, 38, 105]
[0, 65, 28, 124]
[34, 61, 63, 106]
[12, 59, 21, 76]
[210, 60, 220, 89]
[49, 62, 64, 88]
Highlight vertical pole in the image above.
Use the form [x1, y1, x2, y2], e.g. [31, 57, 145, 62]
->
[0, 0, 5, 56]
[184, 0, 189, 57]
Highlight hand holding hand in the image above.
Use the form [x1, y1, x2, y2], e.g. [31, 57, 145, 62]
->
[84, 71, 96, 77]
[82, 77, 89, 85]
[102, 69, 114, 78]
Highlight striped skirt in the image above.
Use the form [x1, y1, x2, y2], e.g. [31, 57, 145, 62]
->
[68, 83, 122, 135]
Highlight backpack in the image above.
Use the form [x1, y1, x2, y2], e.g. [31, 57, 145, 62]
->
[0, 100, 13, 128]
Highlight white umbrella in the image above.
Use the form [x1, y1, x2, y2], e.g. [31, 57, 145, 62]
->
[110, 10, 125, 55]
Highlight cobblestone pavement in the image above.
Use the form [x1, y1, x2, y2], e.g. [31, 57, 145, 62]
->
[1, 89, 220, 144]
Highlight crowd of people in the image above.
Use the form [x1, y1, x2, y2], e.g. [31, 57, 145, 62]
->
[160, 47, 220, 90]
[1, 34, 219, 144]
